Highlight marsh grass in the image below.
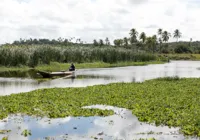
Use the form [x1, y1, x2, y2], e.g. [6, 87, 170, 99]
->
[0, 45, 159, 67]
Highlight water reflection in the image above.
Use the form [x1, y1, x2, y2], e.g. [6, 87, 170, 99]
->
[0, 105, 197, 140]
[1, 61, 200, 95]
[0, 69, 37, 78]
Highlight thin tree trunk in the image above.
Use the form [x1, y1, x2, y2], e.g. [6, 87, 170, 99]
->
[159, 43, 161, 53]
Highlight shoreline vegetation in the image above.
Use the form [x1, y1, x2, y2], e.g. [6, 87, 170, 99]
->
[2, 53, 200, 72]
[0, 77, 200, 136]
[0, 61, 166, 72]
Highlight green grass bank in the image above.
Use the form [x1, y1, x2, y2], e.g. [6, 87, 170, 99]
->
[0, 61, 165, 72]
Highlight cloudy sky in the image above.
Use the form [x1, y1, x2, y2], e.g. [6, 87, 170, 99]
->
[0, 0, 199, 44]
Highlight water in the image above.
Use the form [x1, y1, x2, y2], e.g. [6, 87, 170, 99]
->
[1, 61, 200, 140]
[0, 105, 197, 140]
[1, 61, 200, 95]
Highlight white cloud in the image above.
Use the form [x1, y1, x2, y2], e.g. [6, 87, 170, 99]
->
[0, 0, 199, 44]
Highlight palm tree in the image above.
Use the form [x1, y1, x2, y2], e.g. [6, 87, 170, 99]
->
[189, 38, 192, 47]
[139, 32, 146, 43]
[162, 31, 171, 43]
[99, 39, 104, 46]
[157, 29, 163, 53]
[119, 39, 124, 46]
[114, 39, 119, 46]
[123, 37, 129, 46]
[105, 37, 110, 45]
[152, 35, 157, 41]
[152, 35, 157, 53]
[76, 38, 81, 43]
[158, 28, 162, 37]
[158, 38, 162, 52]
[146, 37, 153, 52]
[114, 39, 123, 46]
[93, 39, 98, 46]
[146, 36, 157, 53]
[129, 28, 138, 44]
[173, 29, 182, 42]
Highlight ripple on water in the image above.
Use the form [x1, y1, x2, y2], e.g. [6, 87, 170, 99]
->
[0, 105, 198, 140]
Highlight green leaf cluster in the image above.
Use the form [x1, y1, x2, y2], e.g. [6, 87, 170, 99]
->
[1, 78, 200, 136]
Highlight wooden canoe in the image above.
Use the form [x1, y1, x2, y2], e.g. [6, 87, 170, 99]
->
[37, 70, 75, 78]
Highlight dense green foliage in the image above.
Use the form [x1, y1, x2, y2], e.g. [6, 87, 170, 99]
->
[160, 54, 200, 60]
[0, 45, 158, 67]
[1, 78, 200, 136]
[174, 44, 192, 53]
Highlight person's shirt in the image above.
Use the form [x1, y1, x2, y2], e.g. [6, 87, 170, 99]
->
[70, 64, 75, 70]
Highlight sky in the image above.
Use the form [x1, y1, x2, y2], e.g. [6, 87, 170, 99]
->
[0, 0, 199, 44]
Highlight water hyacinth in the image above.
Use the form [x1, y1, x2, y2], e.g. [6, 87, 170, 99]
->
[21, 129, 31, 137]
[0, 78, 200, 136]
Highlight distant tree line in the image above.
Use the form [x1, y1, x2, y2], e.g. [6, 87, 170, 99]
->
[7, 37, 87, 46]
[113, 28, 184, 53]
[2, 28, 200, 54]
[112, 28, 200, 54]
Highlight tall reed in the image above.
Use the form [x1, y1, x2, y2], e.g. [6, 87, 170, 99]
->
[0, 45, 158, 67]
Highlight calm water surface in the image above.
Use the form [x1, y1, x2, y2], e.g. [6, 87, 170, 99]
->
[0, 105, 197, 140]
[1, 61, 200, 95]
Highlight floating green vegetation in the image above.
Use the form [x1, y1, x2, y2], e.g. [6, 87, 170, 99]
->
[1, 137, 8, 140]
[136, 131, 163, 135]
[21, 129, 31, 137]
[0, 130, 11, 134]
[138, 138, 156, 140]
[133, 138, 156, 140]
[1, 78, 200, 136]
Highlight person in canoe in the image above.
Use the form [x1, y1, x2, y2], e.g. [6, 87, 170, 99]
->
[69, 63, 75, 71]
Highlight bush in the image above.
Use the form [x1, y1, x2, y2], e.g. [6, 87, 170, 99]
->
[174, 45, 192, 53]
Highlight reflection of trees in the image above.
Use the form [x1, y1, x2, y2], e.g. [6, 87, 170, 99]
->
[71, 77, 75, 83]
[0, 70, 38, 78]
